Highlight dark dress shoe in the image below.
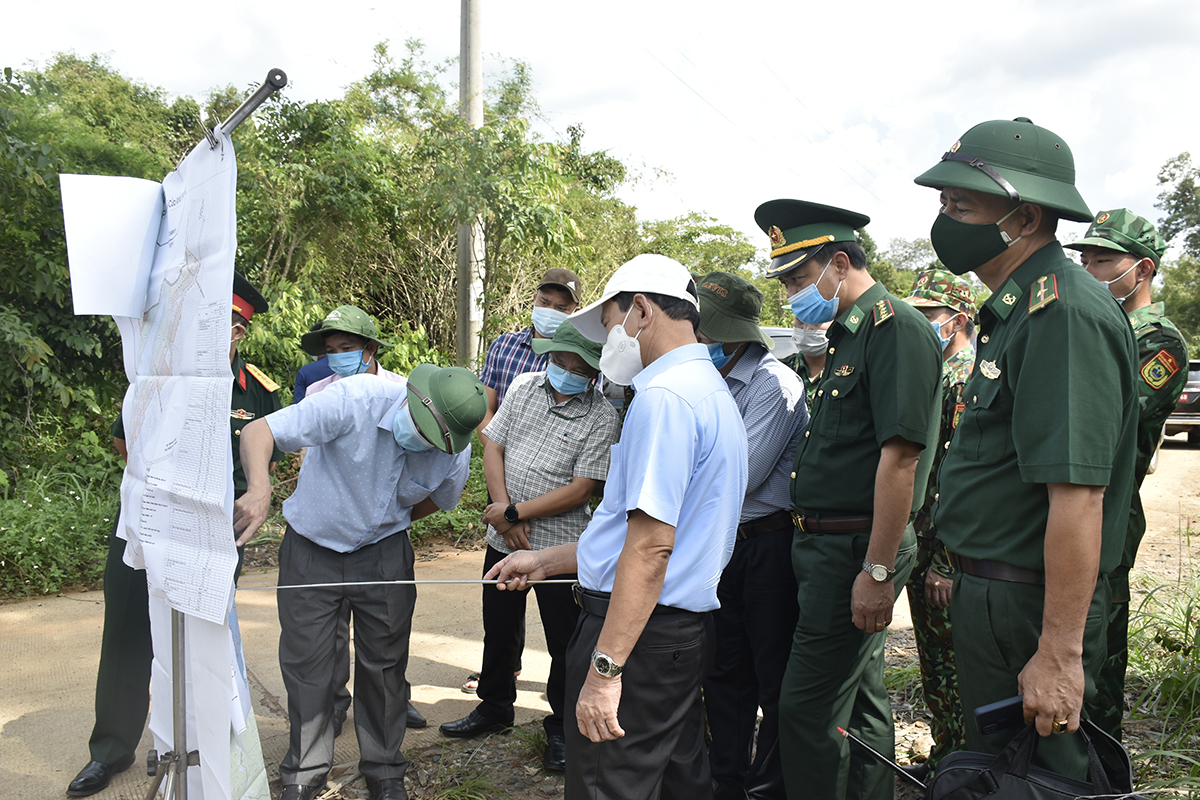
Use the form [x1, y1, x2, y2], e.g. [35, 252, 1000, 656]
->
[280, 785, 321, 800]
[368, 776, 408, 800]
[438, 709, 511, 738]
[544, 731, 566, 772]
[333, 705, 348, 738]
[406, 701, 427, 729]
[67, 754, 136, 797]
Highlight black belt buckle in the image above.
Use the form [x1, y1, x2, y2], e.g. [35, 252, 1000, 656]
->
[736, 523, 749, 541]
[571, 581, 584, 609]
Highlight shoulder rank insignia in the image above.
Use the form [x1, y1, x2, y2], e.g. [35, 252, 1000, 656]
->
[873, 298, 895, 325]
[231, 409, 255, 420]
[245, 363, 281, 393]
[1028, 274, 1059, 315]
[1141, 348, 1180, 390]
[834, 365, 854, 377]
[979, 360, 1001, 380]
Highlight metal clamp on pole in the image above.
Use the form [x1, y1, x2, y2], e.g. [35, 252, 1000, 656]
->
[215, 68, 288, 142]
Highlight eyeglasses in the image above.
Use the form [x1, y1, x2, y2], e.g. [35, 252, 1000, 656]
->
[407, 385, 455, 453]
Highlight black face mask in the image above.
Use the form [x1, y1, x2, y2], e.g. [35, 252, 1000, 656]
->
[929, 207, 1022, 276]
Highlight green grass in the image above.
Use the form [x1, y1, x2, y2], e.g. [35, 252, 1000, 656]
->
[410, 433, 488, 547]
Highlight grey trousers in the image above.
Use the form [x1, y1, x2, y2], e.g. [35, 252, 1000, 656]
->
[277, 526, 415, 787]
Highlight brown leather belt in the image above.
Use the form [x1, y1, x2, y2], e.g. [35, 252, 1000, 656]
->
[571, 583, 691, 617]
[737, 509, 795, 540]
[791, 513, 873, 534]
[951, 553, 1044, 586]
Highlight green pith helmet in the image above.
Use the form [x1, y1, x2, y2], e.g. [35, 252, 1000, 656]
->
[754, 199, 870, 278]
[1065, 208, 1168, 267]
[697, 271, 774, 348]
[406, 364, 486, 455]
[904, 269, 977, 318]
[914, 117, 1092, 223]
[531, 320, 604, 371]
[300, 305, 393, 356]
[232, 272, 269, 319]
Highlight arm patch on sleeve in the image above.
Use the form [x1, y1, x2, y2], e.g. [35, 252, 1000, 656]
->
[1141, 348, 1180, 389]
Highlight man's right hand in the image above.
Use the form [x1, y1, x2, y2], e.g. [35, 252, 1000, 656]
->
[484, 549, 547, 591]
[233, 486, 271, 546]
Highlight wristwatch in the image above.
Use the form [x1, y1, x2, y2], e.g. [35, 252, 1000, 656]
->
[591, 649, 623, 678]
[862, 559, 896, 583]
[504, 504, 520, 524]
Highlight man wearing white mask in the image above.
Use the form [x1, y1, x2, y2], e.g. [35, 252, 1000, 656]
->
[783, 319, 831, 410]
[483, 254, 748, 800]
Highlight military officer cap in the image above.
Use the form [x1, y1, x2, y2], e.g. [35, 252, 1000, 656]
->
[696, 271, 774, 349]
[406, 364, 487, 455]
[904, 269, 977, 318]
[754, 199, 870, 278]
[914, 117, 1092, 223]
[300, 305, 393, 356]
[232, 272, 269, 321]
[1065, 208, 1168, 268]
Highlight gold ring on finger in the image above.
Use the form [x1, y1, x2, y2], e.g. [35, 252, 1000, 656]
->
[1051, 718, 1069, 734]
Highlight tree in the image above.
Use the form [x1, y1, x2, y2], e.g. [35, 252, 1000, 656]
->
[1155, 255, 1200, 352]
[1157, 152, 1200, 258]
[639, 212, 756, 274]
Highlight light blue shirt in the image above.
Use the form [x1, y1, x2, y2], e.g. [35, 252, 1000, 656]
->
[576, 343, 748, 612]
[265, 374, 471, 553]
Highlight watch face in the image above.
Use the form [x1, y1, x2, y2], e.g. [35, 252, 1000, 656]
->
[595, 655, 611, 672]
[870, 564, 889, 582]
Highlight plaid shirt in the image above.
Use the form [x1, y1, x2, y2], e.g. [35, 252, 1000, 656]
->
[480, 328, 547, 407]
[483, 372, 621, 552]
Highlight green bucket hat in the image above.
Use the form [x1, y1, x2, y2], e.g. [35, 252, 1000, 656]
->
[300, 305, 393, 356]
[697, 271, 774, 348]
[754, 200, 870, 278]
[405, 364, 487, 455]
[904, 269, 977, 318]
[531, 320, 603, 370]
[913, 117, 1092, 223]
[1065, 208, 1168, 267]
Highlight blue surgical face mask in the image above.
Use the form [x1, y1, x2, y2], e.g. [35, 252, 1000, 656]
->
[532, 306, 569, 338]
[547, 362, 591, 395]
[787, 259, 843, 325]
[931, 319, 952, 352]
[392, 401, 433, 452]
[707, 341, 733, 370]
[328, 350, 368, 378]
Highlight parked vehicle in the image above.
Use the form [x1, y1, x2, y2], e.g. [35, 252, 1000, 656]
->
[1164, 359, 1200, 445]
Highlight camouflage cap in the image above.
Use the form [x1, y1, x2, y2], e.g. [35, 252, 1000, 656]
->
[1064, 208, 1167, 267]
[904, 269, 977, 318]
[300, 305, 393, 356]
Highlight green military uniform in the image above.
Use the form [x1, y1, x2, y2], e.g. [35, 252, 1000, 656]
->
[756, 200, 943, 800]
[81, 274, 281, 779]
[917, 119, 1139, 781]
[781, 352, 823, 409]
[1067, 210, 1188, 739]
[902, 269, 977, 771]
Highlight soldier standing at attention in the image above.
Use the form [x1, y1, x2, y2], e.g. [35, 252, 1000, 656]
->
[1068, 209, 1188, 739]
[900, 268, 977, 780]
[760, 200, 943, 800]
[916, 118, 1138, 777]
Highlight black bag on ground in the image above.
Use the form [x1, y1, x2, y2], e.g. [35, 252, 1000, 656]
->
[928, 720, 1143, 800]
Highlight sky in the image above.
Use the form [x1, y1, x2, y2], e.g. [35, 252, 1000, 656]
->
[9, 0, 1200, 260]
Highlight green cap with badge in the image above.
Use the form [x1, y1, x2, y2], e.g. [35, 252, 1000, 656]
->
[754, 199, 870, 278]
[904, 269, 977, 318]
[697, 271, 774, 348]
[531, 320, 603, 370]
[914, 117, 1092, 223]
[300, 305, 393, 356]
[406, 364, 487, 455]
[1065, 208, 1168, 267]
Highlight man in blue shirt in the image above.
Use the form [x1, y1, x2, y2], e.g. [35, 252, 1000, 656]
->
[234, 365, 487, 800]
[486, 254, 748, 800]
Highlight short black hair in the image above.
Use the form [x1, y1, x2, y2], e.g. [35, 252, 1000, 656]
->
[928, 305, 977, 340]
[612, 284, 701, 336]
[818, 241, 868, 270]
[232, 312, 250, 328]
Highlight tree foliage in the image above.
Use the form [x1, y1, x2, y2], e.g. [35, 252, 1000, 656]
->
[1157, 152, 1200, 259]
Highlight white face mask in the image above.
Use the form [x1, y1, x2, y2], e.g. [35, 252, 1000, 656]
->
[792, 328, 828, 357]
[598, 305, 647, 386]
[1099, 261, 1142, 303]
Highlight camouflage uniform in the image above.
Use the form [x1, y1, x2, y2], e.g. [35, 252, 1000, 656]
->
[781, 352, 823, 410]
[903, 268, 976, 770]
[1070, 210, 1189, 739]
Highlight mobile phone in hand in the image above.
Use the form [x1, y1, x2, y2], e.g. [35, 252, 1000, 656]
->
[974, 695, 1025, 736]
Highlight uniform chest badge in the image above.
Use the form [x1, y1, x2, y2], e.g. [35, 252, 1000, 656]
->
[231, 409, 255, 420]
[834, 365, 854, 377]
[979, 361, 1001, 380]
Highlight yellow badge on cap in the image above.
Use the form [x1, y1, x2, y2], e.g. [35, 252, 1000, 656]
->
[1097, 212, 1111, 224]
[768, 226, 786, 248]
[950, 140, 962, 153]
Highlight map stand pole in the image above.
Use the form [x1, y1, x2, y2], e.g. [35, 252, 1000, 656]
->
[218, 68, 288, 138]
[144, 610, 200, 800]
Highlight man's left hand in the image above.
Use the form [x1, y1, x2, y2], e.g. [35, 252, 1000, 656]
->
[850, 571, 895, 632]
[576, 670, 625, 742]
[1018, 645, 1084, 736]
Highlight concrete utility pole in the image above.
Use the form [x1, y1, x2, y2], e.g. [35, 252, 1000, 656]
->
[456, 0, 485, 368]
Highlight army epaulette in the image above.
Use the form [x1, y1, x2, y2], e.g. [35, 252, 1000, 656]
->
[245, 363, 280, 392]
[1028, 274, 1059, 315]
[872, 298, 895, 326]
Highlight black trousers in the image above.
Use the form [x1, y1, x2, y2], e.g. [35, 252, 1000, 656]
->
[565, 603, 715, 800]
[703, 526, 798, 800]
[277, 527, 414, 786]
[477, 544, 579, 734]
